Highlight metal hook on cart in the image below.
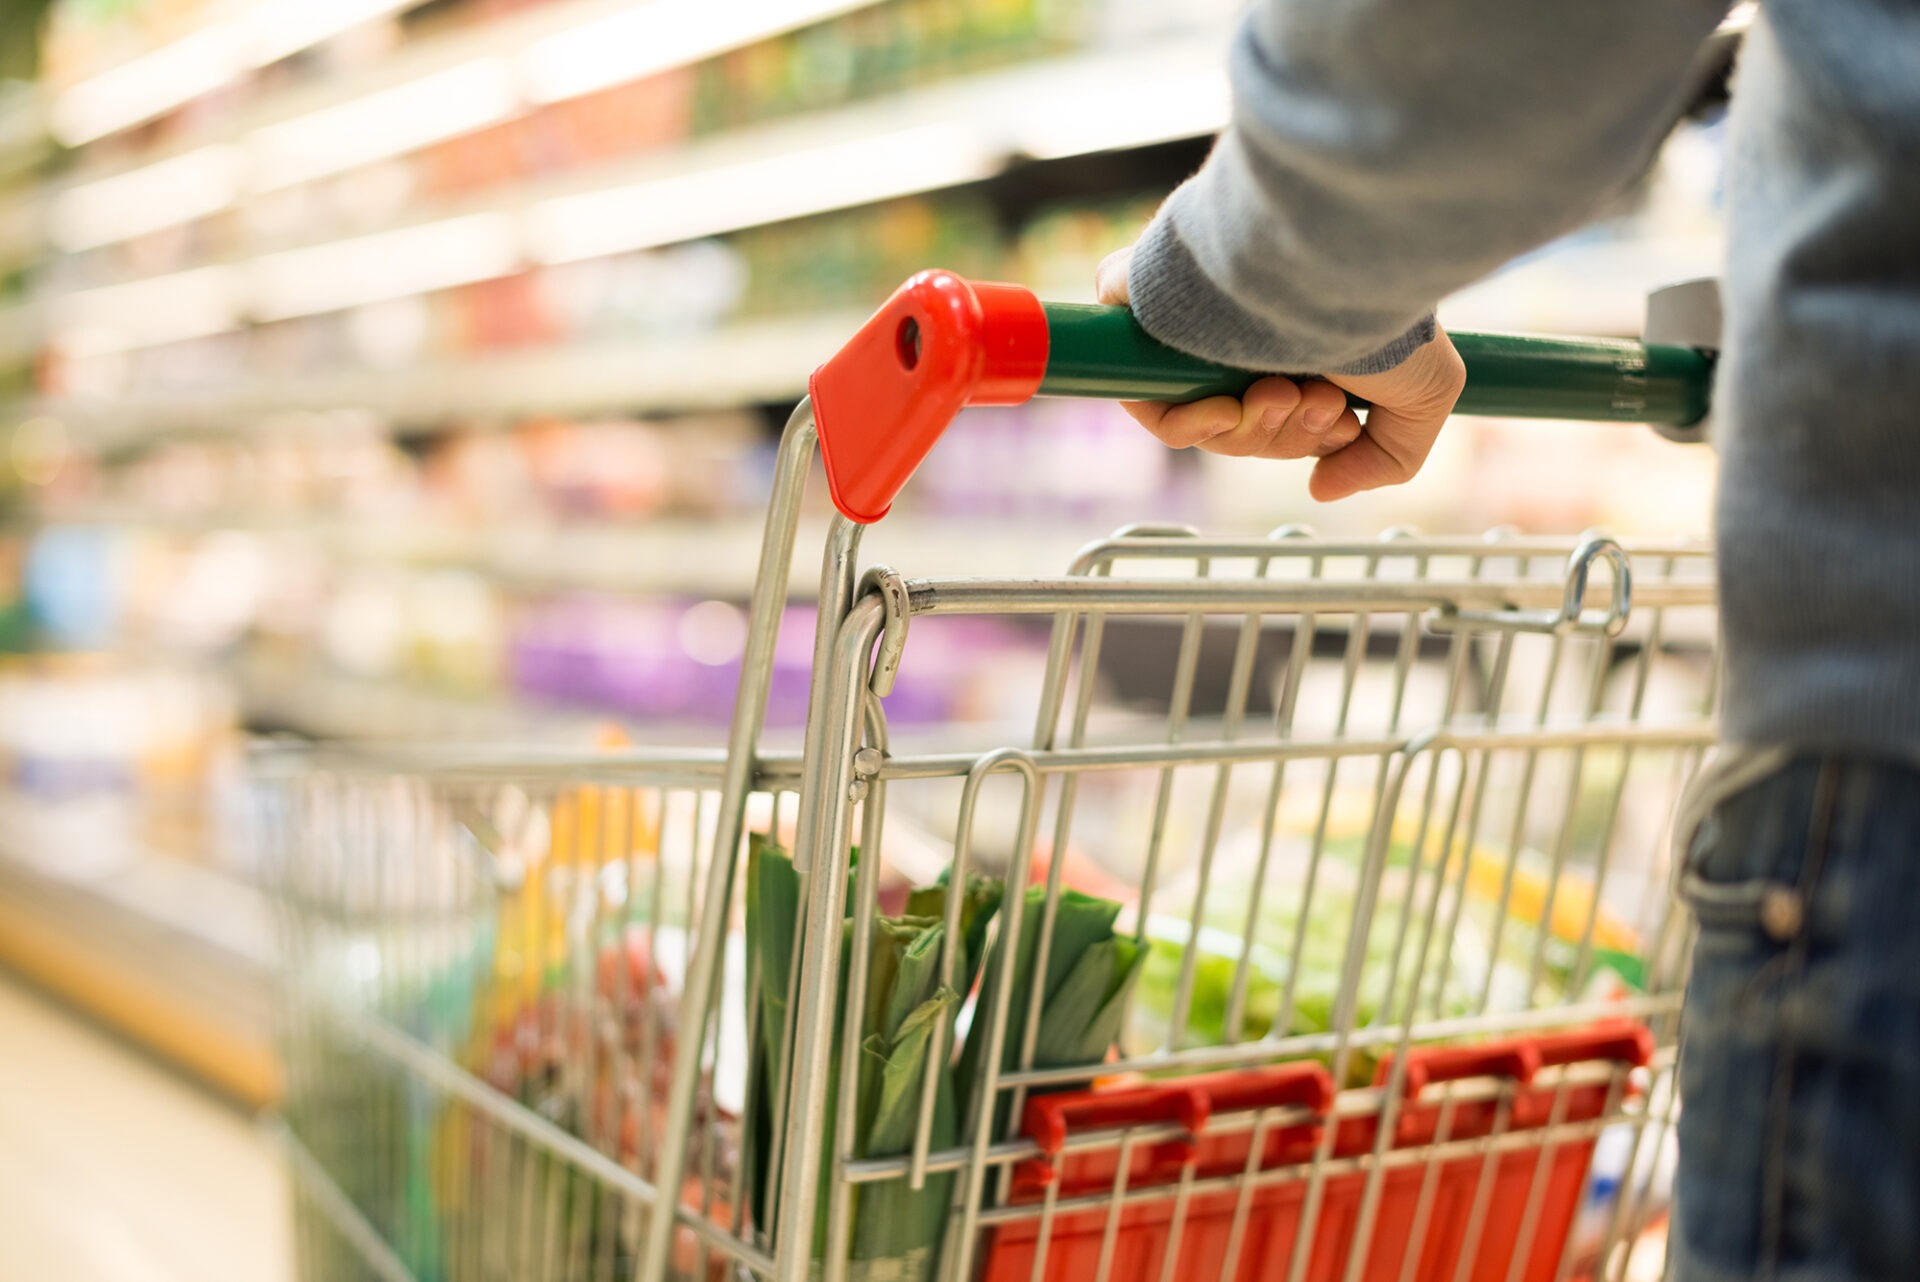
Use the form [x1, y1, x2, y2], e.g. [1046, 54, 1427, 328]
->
[1429, 532, 1634, 637]
[859, 565, 912, 699]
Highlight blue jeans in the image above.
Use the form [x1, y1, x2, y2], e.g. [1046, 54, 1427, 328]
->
[1670, 756, 1920, 1282]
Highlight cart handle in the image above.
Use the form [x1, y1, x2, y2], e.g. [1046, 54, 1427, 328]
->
[809, 271, 1715, 524]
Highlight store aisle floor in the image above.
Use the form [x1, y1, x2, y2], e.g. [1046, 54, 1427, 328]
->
[0, 970, 291, 1282]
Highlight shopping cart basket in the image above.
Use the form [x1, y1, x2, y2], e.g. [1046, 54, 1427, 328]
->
[267, 272, 1721, 1282]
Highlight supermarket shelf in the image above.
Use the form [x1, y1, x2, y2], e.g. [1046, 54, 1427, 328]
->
[322, 511, 1107, 595]
[0, 298, 39, 367]
[0, 186, 45, 277]
[47, 40, 1230, 344]
[41, 310, 864, 440]
[31, 223, 1722, 440]
[49, 0, 882, 152]
[40, 507, 1115, 598]
[0, 84, 47, 177]
[236, 648, 625, 743]
[0, 790, 281, 1107]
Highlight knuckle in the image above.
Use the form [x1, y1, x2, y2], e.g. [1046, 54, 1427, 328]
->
[1167, 423, 1221, 449]
[1317, 427, 1362, 455]
[1301, 380, 1345, 409]
[1252, 378, 1303, 414]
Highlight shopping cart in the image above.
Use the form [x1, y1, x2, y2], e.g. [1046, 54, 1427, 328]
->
[267, 272, 1721, 1282]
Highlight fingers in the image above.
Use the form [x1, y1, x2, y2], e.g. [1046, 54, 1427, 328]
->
[1198, 378, 1343, 459]
[1095, 248, 1133, 305]
[1122, 378, 1364, 461]
[1098, 242, 1460, 495]
[1124, 394, 1243, 447]
[1270, 381, 1361, 460]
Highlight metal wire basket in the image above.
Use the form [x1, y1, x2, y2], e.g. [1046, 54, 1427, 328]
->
[266, 274, 1719, 1282]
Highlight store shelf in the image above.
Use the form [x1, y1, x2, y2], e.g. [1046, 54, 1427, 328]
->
[0, 84, 47, 179]
[42, 0, 902, 256]
[0, 298, 39, 368]
[41, 505, 1118, 598]
[499, 37, 1227, 267]
[35, 222, 1721, 440]
[49, 0, 885, 153]
[0, 790, 280, 1107]
[45, 310, 863, 441]
[46, 38, 1229, 350]
[235, 648, 621, 743]
[0, 186, 44, 279]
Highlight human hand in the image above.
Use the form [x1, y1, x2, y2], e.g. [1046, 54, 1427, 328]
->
[1095, 246, 1465, 501]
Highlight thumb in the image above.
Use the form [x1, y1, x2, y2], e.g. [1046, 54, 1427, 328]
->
[1095, 247, 1134, 305]
[1307, 403, 1443, 501]
[1308, 330, 1464, 501]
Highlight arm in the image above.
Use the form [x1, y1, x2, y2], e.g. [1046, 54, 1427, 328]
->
[1113, 0, 1731, 498]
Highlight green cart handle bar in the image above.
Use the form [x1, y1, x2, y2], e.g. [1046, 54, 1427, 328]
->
[809, 270, 1715, 524]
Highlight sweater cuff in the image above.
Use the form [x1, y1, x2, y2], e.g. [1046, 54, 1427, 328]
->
[1330, 314, 1437, 376]
[1126, 206, 1437, 377]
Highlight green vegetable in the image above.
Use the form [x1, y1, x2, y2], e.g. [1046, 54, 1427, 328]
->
[1124, 821, 1604, 1087]
[955, 886, 1148, 1135]
[744, 836, 1002, 1282]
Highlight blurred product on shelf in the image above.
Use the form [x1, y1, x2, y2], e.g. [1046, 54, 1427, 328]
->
[909, 399, 1184, 521]
[33, 0, 1121, 293]
[511, 600, 1042, 728]
[0, 652, 236, 800]
[1012, 191, 1162, 303]
[45, 189, 1067, 400]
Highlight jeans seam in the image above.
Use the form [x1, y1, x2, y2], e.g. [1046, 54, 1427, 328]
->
[1758, 756, 1844, 1281]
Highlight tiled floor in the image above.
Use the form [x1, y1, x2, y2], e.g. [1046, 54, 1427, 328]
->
[0, 971, 291, 1282]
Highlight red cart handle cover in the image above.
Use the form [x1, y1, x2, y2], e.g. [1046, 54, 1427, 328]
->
[809, 270, 1048, 524]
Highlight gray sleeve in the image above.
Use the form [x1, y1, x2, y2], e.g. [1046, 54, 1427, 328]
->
[1127, 0, 1732, 374]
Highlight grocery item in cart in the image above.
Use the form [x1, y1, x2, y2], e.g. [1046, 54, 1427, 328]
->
[746, 834, 1005, 1282]
[955, 884, 1150, 1129]
[1128, 821, 1637, 1070]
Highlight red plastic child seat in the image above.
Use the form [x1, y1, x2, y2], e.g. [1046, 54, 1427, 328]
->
[982, 1019, 1653, 1282]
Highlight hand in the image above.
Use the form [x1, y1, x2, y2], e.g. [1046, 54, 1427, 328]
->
[1095, 247, 1465, 501]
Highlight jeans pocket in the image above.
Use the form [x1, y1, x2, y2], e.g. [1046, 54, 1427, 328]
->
[1677, 771, 1812, 945]
[1679, 870, 1792, 935]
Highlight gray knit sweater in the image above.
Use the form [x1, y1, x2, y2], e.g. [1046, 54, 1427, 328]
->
[1128, 1, 1920, 755]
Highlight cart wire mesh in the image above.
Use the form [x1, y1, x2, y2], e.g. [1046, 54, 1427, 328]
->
[267, 524, 1716, 1282]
